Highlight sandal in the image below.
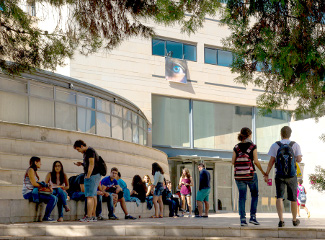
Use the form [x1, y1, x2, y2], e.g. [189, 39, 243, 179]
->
[159, 215, 163, 218]
[150, 215, 159, 218]
[64, 205, 71, 212]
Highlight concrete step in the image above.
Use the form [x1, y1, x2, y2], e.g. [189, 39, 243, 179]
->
[0, 122, 167, 164]
[0, 223, 323, 239]
[0, 237, 322, 240]
[0, 199, 163, 223]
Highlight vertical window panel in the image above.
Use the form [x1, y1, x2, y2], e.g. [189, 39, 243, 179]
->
[96, 112, 111, 137]
[112, 116, 123, 140]
[0, 78, 27, 93]
[112, 103, 122, 117]
[217, 50, 233, 67]
[132, 124, 139, 144]
[56, 102, 77, 131]
[152, 39, 165, 56]
[30, 97, 54, 127]
[0, 91, 28, 123]
[78, 107, 96, 134]
[123, 120, 132, 142]
[78, 94, 95, 109]
[56, 88, 76, 104]
[97, 99, 110, 113]
[204, 48, 217, 65]
[184, 44, 197, 61]
[166, 41, 183, 59]
[30, 82, 54, 99]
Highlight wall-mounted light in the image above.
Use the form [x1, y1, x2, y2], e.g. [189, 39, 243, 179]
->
[69, 83, 74, 89]
[114, 98, 118, 103]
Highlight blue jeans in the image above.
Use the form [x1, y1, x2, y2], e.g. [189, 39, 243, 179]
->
[102, 194, 114, 217]
[53, 188, 68, 218]
[23, 192, 58, 220]
[235, 173, 259, 220]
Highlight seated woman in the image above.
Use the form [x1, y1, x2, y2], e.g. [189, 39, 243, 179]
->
[22, 156, 58, 222]
[45, 161, 70, 222]
[143, 174, 154, 209]
[130, 175, 147, 204]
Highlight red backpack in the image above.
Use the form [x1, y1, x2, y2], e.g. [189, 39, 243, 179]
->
[234, 144, 255, 181]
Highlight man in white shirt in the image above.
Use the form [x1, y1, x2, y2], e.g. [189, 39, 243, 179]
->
[264, 126, 302, 227]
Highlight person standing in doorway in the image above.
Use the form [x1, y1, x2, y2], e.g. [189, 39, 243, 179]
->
[178, 168, 193, 217]
[73, 140, 102, 222]
[232, 127, 266, 226]
[195, 163, 210, 218]
[264, 126, 302, 227]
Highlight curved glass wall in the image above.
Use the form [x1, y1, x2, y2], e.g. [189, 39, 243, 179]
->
[0, 76, 148, 146]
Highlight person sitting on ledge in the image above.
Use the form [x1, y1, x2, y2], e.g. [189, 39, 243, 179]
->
[22, 156, 58, 222]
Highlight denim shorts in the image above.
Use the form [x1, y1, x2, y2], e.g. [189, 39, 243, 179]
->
[84, 173, 101, 197]
[154, 182, 164, 196]
[197, 188, 210, 202]
[181, 193, 191, 197]
[275, 175, 297, 201]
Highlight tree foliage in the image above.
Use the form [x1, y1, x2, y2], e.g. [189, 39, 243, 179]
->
[309, 166, 325, 192]
[0, 0, 220, 75]
[222, 0, 325, 118]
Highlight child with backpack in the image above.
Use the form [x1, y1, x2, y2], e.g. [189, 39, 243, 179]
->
[264, 126, 303, 227]
[297, 179, 310, 218]
[232, 127, 266, 226]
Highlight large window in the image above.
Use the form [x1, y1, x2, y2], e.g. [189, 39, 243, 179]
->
[256, 109, 291, 153]
[204, 47, 233, 67]
[152, 95, 190, 147]
[0, 77, 148, 146]
[193, 101, 252, 150]
[152, 38, 197, 61]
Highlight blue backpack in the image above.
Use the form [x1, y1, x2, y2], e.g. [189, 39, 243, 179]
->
[275, 141, 296, 178]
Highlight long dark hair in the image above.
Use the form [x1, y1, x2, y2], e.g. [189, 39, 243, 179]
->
[51, 161, 65, 185]
[29, 156, 40, 179]
[132, 175, 147, 191]
[152, 162, 164, 176]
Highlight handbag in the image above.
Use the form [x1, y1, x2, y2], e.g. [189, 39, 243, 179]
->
[38, 186, 53, 195]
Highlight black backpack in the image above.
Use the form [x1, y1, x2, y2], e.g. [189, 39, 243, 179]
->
[275, 141, 296, 178]
[97, 156, 107, 176]
[67, 174, 83, 196]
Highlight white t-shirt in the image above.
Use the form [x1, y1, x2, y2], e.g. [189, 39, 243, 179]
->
[268, 139, 302, 158]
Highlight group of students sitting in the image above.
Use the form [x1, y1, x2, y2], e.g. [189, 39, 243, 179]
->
[22, 155, 188, 222]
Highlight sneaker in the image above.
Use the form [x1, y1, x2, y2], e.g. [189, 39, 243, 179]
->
[195, 215, 202, 218]
[42, 217, 55, 222]
[188, 214, 192, 218]
[79, 216, 91, 222]
[125, 214, 137, 220]
[249, 216, 260, 225]
[278, 221, 285, 227]
[202, 215, 208, 218]
[293, 219, 300, 227]
[90, 217, 97, 222]
[240, 219, 248, 226]
[97, 215, 105, 221]
[109, 214, 119, 220]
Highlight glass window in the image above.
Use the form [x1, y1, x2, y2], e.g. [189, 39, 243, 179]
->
[256, 109, 290, 153]
[0, 78, 27, 94]
[139, 117, 144, 129]
[193, 101, 252, 150]
[96, 112, 111, 137]
[139, 128, 144, 145]
[56, 88, 76, 104]
[30, 82, 54, 99]
[166, 41, 183, 59]
[132, 124, 139, 144]
[123, 120, 132, 142]
[144, 131, 147, 146]
[0, 91, 28, 123]
[204, 48, 217, 65]
[112, 116, 123, 140]
[97, 99, 110, 113]
[123, 109, 132, 121]
[111, 103, 122, 117]
[77, 94, 95, 109]
[217, 50, 233, 67]
[30, 97, 54, 127]
[55, 102, 77, 131]
[152, 39, 165, 56]
[77, 107, 96, 133]
[183, 44, 197, 61]
[132, 112, 138, 124]
[152, 96, 190, 147]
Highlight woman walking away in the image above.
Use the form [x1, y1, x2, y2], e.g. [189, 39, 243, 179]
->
[151, 162, 165, 218]
[232, 127, 266, 226]
[22, 157, 58, 222]
[178, 168, 193, 217]
[45, 161, 70, 222]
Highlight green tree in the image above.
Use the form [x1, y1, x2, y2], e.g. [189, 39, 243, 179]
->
[222, 0, 325, 118]
[0, 0, 220, 75]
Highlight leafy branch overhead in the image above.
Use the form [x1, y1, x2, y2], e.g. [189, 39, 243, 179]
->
[221, 0, 325, 118]
[0, 0, 220, 75]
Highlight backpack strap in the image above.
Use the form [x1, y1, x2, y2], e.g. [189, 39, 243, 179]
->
[289, 141, 295, 147]
[246, 143, 255, 154]
[234, 145, 242, 155]
[276, 141, 283, 147]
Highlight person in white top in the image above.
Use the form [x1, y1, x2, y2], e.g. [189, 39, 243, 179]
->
[264, 126, 302, 227]
[151, 162, 165, 218]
